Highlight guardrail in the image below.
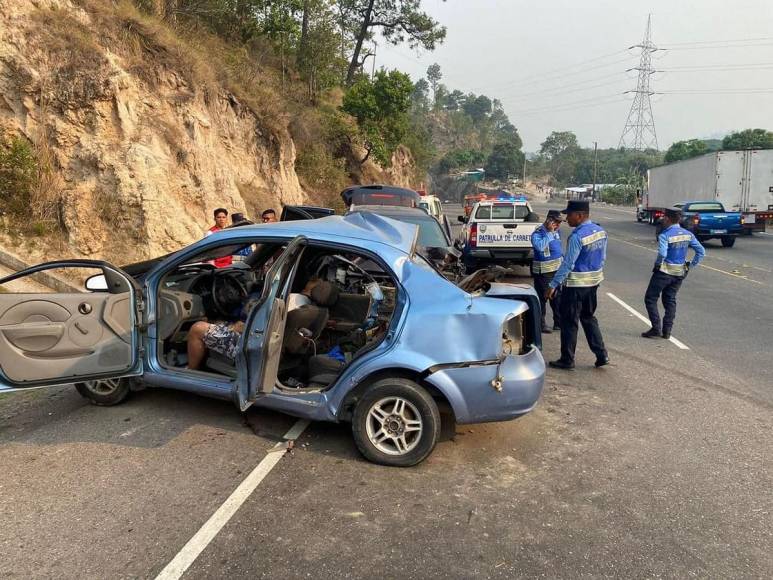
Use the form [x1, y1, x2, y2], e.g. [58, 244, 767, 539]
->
[0, 247, 79, 293]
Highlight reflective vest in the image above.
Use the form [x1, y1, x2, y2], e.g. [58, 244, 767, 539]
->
[567, 221, 607, 287]
[531, 225, 563, 274]
[659, 225, 693, 276]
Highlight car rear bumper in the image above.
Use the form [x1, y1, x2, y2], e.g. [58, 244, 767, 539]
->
[466, 248, 533, 262]
[424, 346, 545, 424]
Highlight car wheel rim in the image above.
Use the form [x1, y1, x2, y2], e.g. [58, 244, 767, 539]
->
[83, 378, 120, 395]
[365, 396, 423, 456]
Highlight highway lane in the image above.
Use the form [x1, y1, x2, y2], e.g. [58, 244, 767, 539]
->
[0, 201, 769, 577]
[536, 201, 773, 406]
[447, 199, 772, 405]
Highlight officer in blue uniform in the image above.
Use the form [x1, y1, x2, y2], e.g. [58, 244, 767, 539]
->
[531, 209, 564, 333]
[545, 200, 609, 370]
[642, 207, 705, 339]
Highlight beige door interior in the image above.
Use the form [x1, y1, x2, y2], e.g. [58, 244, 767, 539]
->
[0, 292, 135, 385]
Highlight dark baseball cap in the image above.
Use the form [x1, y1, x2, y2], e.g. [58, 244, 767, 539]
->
[547, 209, 564, 221]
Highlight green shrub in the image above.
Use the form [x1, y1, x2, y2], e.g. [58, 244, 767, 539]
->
[0, 134, 38, 218]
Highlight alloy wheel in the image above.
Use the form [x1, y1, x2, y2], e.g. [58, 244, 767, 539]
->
[365, 396, 423, 455]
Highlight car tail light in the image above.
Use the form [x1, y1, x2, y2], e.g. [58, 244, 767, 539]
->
[469, 223, 477, 247]
[740, 214, 745, 224]
[502, 314, 525, 356]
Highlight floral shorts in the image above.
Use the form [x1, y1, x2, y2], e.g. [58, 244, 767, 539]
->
[202, 323, 241, 361]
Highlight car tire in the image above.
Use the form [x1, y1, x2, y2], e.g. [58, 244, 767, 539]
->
[351, 378, 440, 467]
[75, 377, 132, 406]
[721, 236, 735, 248]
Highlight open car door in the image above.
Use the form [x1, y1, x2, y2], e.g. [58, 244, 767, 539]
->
[234, 236, 307, 411]
[0, 260, 143, 392]
[280, 206, 335, 221]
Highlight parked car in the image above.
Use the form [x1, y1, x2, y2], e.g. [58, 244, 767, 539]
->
[341, 184, 420, 209]
[347, 205, 462, 280]
[458, 197, 541, 272]
[418, 194, 453, 239]
[0, 212, 545, 466]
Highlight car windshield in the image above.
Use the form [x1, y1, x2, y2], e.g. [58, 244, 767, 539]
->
[388, 215, 447, 247]
[688, 203, 724, 212]
[475, 204, 529, 220]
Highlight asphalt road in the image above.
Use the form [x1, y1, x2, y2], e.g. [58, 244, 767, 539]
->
[0, 200, 771, 578]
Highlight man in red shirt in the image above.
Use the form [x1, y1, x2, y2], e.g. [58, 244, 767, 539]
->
[205, 208, 233, 268]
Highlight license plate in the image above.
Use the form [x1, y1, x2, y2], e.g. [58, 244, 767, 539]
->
[710, 229, 727, 234]
[745, 213, 756, 224]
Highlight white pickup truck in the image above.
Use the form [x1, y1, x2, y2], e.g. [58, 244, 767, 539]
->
[460, 198, 541, 272]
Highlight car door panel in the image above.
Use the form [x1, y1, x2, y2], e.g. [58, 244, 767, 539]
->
[0, 293, 133, 383]
[0, 260, 141, 388]
[235, 236, 306, 410]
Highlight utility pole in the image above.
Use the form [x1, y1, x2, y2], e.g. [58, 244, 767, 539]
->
[522, 157, 527, 187]
[592, 141, 598, 201]
[371, 41, 377, 78]
[619, 15, 659, 150]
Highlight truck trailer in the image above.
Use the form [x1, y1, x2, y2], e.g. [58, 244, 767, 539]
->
[641, 149, 773, 233]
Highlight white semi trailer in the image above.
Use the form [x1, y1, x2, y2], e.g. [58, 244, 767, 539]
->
[641, 149, 773, 233]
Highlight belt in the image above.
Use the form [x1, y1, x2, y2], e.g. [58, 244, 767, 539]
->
[659, 262, 686, 276]
[566, 269, 604, 287]
[532, 257, 562, 274]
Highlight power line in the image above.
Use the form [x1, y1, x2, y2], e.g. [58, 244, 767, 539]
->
[495, 70, 631, 101]
[514, 97, 629, 118]
[661, 36, 773, 46]
[471, 51, 634, 93]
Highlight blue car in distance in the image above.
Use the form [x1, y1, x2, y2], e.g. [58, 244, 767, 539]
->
[0, 212, 545, 466]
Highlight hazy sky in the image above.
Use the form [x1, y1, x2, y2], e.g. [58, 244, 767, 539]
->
[377, 0, 773, 151]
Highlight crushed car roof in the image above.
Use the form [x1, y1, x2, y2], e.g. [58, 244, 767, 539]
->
[214, 211, 419, 255]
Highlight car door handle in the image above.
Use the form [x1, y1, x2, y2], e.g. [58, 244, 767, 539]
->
[503, 224, 517, 229]
[0, 322, 65, 341]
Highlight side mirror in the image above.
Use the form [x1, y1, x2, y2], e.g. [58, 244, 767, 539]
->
[457, 215, 468, 224]
[85, 273, 108, 292]
[453, 239, 464, 251]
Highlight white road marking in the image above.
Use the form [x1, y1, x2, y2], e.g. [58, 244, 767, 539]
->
[154, 419, 310, 580]
[606, 292, 690, 350]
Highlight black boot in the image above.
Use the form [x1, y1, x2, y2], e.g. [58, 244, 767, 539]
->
[662, 330, 671, 339]
[641, 328, 660, 338]
[541, 326, 552, 334]
[549, 359, 575, 370]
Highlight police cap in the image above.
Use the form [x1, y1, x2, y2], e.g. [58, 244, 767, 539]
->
[561, 200, 590, 214]
[665, 207, 682, 221]
[546, 209, 564, 222]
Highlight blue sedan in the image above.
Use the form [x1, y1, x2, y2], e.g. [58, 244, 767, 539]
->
[0, 212, 545, 466]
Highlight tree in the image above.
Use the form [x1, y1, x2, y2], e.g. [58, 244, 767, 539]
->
[426, 62, 442, 101]
[722, 128, 773, 150]
[664, 139, 708, 163]
[486, 141, 523, 180]
[539, 131, 580, 185]
[462, 94, 492, 124]
[342, 69, 414, 164]
[411, 78, 430, 111]
[342, 0, 446, 85]
[444, 89, 465, 111]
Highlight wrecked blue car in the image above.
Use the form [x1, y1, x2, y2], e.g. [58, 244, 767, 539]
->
[0, 212, 545, 466]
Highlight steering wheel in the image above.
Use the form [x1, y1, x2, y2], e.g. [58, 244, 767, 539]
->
[211, 271, 249, 317]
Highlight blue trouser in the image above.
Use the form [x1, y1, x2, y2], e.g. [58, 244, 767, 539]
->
[644, 270, 684, 333]
[532, 272, 561, 329]
[559, 285, 607, 363]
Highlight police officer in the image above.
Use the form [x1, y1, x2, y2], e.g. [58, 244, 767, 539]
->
[545, 200, 609, 370]
[642, 207, 705, 339]
[531, 209, 564, 333]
